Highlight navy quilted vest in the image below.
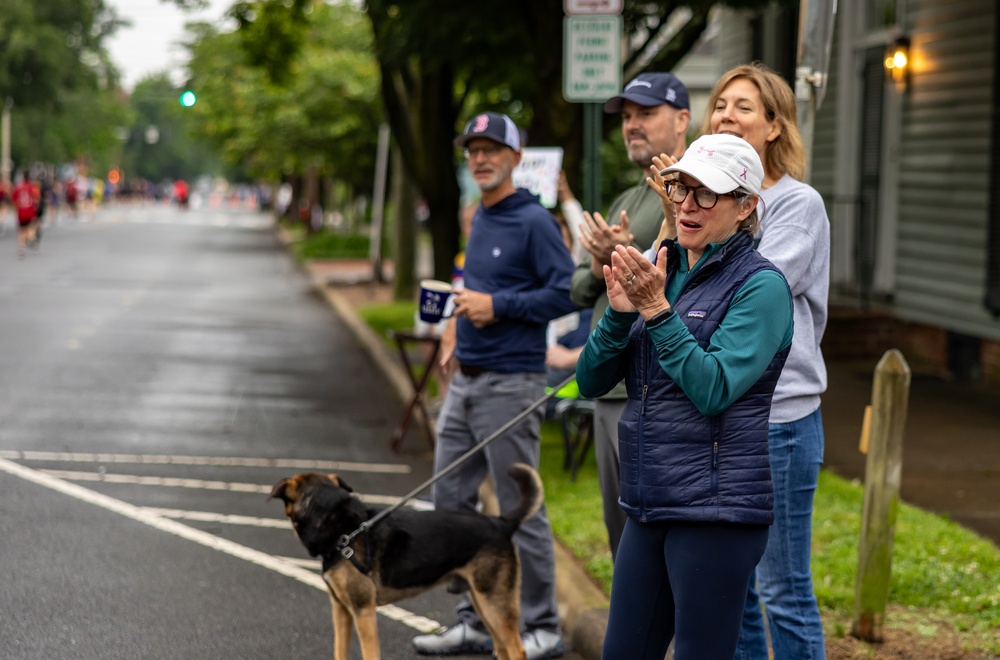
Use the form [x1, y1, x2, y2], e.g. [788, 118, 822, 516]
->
[618, 231, 790, 525]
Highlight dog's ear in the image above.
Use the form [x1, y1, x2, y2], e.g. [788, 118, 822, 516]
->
[270, 478, 292, 502]
[330, 474, 353, 493]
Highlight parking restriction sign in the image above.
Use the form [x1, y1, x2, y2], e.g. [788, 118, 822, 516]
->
[564, 0, 623, 14]
[563, 15, 622, 103]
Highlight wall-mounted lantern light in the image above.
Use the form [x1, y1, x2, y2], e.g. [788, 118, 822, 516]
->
[884, 37, 911, 90]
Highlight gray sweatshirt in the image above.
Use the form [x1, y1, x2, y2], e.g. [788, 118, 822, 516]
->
[757, 175, 830, 423]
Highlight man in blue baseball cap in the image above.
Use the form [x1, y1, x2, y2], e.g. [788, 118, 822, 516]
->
[412, 111, 575, 660]
[571, 72, 691, 561]
[602, 72, 690, 173]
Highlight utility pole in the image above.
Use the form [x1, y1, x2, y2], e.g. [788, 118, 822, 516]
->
[795, 0, 837, 181]
[1, 97, 12, 185]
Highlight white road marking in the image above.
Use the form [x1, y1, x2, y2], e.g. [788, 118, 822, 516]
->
[143, 507, 290, 529]
[121, 291, 146, 307]
[277, 556, 322, 570]
[43, 469, 271, 493]
[85, 211, 274, 230]
[0, 457, 442, 634]
[38, 469, 434, 510]
[0, 450, 410, 474]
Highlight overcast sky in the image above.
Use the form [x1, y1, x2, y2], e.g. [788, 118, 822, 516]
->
[105, 0, 235, 91]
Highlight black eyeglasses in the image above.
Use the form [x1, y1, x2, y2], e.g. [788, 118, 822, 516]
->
[665, 181, 740, 210]
[463, 144, 504, 159]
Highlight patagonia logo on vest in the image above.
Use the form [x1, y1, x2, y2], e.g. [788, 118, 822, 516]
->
[686, 310, 708, 319]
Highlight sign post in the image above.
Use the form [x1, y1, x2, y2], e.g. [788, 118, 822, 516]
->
[563, 4, 622, 215]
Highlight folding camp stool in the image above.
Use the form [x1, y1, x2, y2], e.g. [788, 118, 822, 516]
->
[389, 331, 440, 452]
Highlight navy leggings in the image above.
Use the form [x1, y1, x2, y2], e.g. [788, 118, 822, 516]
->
[602, 518, 769, 660]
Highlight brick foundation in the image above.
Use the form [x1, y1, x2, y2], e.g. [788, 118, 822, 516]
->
[822, 307, 1000, 384]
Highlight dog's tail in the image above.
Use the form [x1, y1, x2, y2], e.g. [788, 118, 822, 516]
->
[501, 463, 544, 526]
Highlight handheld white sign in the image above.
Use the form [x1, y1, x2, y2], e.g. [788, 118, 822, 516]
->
[513, 147, 564, 209]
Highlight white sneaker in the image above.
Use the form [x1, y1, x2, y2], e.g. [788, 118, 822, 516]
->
[413, 621, 493, 656]
[521, 628, 565, 660]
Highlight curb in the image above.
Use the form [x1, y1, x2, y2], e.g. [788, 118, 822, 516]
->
[286, 249, 611, 658]
[553, 543, 609, 660]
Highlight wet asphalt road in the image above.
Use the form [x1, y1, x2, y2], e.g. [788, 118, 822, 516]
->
[0, 202, 522, 659]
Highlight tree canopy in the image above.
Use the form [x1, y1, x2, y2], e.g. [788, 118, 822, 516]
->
[361, 0, 770, 278]
[183, 2, 382, 190]
[172, 0, 788, 279]
[0, 0, 128, 175]
[0, 0, 122, 108]
[116, 74, 226, 182]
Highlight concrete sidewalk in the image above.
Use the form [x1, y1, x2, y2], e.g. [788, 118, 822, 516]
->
[302, 255, 1000, 660]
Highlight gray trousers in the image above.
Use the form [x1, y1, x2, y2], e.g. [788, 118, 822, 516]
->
[432, 370, 560, 634]
[593, 398, 628, 561]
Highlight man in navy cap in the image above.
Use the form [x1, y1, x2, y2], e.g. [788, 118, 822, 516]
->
[412, 111, 575, 659]
[570, 73, 690, 560]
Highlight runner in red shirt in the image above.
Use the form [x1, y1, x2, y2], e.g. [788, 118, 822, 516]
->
[173, 179, 189, 209]
[12, 175, 39, 259]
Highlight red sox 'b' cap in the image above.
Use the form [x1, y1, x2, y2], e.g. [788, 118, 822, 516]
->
[453, 112, 521, 151]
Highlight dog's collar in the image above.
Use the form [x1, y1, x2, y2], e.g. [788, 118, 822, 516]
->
[335, 533, 372, 575]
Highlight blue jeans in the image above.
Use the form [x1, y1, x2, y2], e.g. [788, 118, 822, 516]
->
[736, 408, 826, 660]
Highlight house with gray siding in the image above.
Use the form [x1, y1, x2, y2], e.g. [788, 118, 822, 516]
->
[712, 0, 1000, 383]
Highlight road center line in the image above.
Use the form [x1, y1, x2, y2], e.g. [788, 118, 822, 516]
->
[0, 457, 441, 634]
[0, 450, 410, 474]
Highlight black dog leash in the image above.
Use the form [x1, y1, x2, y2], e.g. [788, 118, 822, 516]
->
[336, 372, 578, 568]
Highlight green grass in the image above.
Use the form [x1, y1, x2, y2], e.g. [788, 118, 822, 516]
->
[810, 471, 1000, 649]
[284, 224, 385, 261]
[355, 302, 1000, 654]
[537, 423, 1000, 653]
[538, 420, 615, 590]
[356, 301, 417, 346]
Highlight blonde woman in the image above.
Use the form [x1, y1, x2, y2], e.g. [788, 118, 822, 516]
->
[708, 63, 830, 660]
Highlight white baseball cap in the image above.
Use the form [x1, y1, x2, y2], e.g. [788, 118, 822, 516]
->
[663, 134, 764, 196]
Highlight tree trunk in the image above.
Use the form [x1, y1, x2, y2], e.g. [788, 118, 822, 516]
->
[304, 163, 321, 233]
[376, 60, 462, 281]
[391, 144, 417, 301]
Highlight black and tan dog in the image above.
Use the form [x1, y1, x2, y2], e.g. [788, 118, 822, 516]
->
[270, 463, 543, 660]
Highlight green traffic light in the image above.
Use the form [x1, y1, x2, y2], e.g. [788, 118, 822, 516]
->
[179, 90, 197, 107]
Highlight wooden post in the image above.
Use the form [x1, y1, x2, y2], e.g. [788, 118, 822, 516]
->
[852, 349, 911, 642]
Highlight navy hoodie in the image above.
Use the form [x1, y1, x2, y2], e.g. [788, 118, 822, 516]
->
[456, 188, 577, 373]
